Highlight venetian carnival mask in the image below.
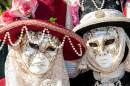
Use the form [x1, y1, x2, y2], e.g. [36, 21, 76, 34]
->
[83, 26, 120, 69]
[21, 31, 61, 74]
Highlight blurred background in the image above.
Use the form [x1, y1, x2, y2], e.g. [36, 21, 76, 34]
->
[0, 1, 8, 79]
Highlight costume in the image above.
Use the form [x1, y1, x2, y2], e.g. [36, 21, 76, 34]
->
[0, 0, 87, 86]
[67, 0, 130, 86]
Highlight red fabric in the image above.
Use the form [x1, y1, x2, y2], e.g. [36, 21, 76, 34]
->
[35, 0, 66, 26]
[123, 6, 126, 17]
[0, 20, 86, 60]
[0, 78, 5, 86]
[0, 0, 86, 60]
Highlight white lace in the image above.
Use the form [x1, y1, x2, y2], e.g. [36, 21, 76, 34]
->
[5, 32, 70, 86]
[93, 64, 125, 85]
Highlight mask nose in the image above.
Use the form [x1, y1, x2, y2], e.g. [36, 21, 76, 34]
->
[100, 45, 104, 52]
[35, 51, 46, 60]
[98, 45, 107, 56]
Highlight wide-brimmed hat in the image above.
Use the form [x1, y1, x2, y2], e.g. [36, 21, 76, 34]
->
[73, 0, 130, 37]
[0, 0, 86, 60]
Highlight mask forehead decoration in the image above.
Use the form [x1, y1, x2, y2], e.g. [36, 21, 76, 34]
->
[83, 26, 126, 72]
[21, 31, 61, 74]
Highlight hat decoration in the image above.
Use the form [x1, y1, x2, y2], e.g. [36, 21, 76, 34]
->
[0, 0, 86, 60]
[70, 0, 130, 72]
[72, 0, 130, 37]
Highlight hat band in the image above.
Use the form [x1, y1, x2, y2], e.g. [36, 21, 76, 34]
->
[80, 9, 125, 24]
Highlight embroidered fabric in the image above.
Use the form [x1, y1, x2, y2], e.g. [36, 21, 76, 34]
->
[123, 33, 130, 72]
[75, 27, 130, 85]
[93, 64, 125, 84]
[5, 32, 70, 86]
[94, 80, 122, 86]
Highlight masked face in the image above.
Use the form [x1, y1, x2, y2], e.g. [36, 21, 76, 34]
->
[84, 27, 119, 69]
[21, 31, 61, 74]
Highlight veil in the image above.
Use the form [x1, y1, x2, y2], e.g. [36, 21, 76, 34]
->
[5, 32, 70, 86]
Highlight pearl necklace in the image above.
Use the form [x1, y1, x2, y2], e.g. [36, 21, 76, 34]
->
[81, 0, 105, 18]
[91, 0, 105, 10]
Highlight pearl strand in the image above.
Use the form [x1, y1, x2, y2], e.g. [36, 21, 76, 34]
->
[0, 32, 8, 50]
[7, 27, 24, 46]
[66, 36, 82, 56]
[46, 29, 65, 48]
[94, 81, 99, 86]
[24, 26, 45, 44]
[81, 0, 85, 11]
[91, 0, 105, 10]
[115, 80, 122, 86]
[0, 25, 83, 57]
[94, 80, 122, 86]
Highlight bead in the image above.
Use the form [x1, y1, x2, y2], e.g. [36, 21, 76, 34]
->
[67, 36, 82, 56]
[6, 26, 24, 46]
[92, 0, 105, 10]
[0, 32, 8, 50]
[25, 26, 45, 44]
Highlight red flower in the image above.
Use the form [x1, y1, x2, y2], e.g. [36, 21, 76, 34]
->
[10, 0, 38, 19]
[0, 10, 19, 26]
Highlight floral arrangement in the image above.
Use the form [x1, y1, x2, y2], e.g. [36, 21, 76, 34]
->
[0, 0, 38, 26]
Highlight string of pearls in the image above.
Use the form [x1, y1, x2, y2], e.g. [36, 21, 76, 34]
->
[0, 26, 83, 56]
[81, 0, 105, 11]
[46, 29, 82, 56]
[92, 0, 105, 10]
[0, 32, 8, 50]
[81, 0, 85, 11]
[66, 35, 82, 56]
[94, 80, 122, 86]
[94, 81, 99, 86]
[7, 27, 24, 46]
[24, 26, 45, 44]
[46, 28, 65, 48]
[115, 80, 122, 86]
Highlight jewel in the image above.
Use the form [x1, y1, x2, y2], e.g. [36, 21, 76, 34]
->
[116, 0, 120, 6]
[95, 10, 105, 18]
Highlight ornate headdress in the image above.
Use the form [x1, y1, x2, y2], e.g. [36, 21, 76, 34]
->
[0, 0, 87, 86]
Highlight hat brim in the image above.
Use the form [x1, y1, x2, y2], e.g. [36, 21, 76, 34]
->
[73, 17, 130, 37]
[0, 19, 86, 60]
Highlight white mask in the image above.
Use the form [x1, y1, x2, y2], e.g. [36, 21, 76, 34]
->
[84, 26, 119, 69]
[21, 31, 61, 74]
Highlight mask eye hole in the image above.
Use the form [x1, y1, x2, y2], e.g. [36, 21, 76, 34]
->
[89, 43, 98, 47]
[46, 46, 55, 51]
[105, 39, 115, 45]
[29, 42, 39, 50]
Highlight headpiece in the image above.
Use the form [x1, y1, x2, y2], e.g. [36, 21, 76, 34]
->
[72, 0, 130, 73]
[0, 0, 86, 60]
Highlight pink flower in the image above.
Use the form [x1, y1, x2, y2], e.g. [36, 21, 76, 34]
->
[0, 10, 19, 26]
[10, 0, 38, 19]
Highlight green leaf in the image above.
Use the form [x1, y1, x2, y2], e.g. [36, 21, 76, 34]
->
[7, 0, 12, 8]
[28, 13, 33, 19]
[2, 10, 6, 12]
[49, 17, 57, 23]
[0, 5, 2, 16]
[0, 6, 2, 13]
[0, 0, 11, 9]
